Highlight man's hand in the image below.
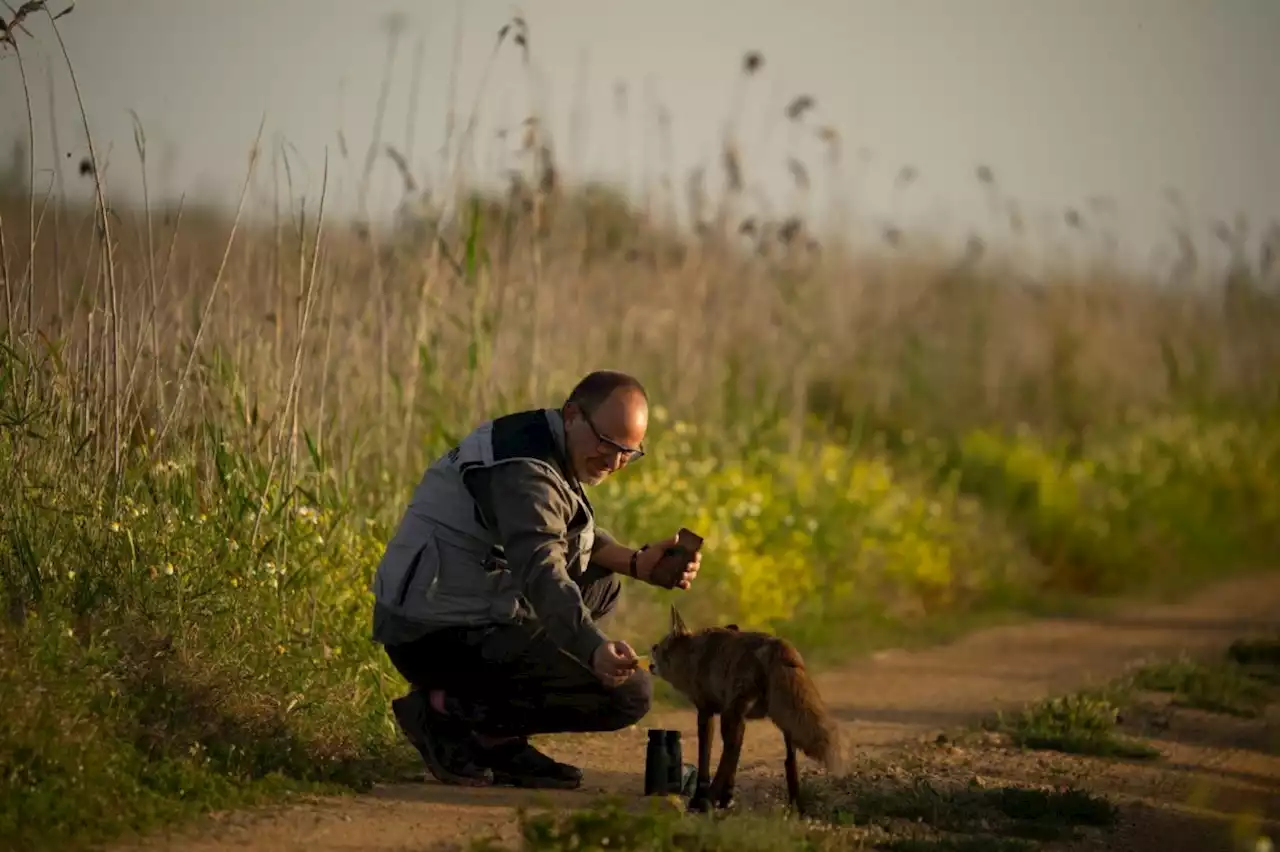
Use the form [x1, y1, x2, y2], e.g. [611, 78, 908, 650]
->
[592, 639, 641, 688]
[634, 533, 701, 590]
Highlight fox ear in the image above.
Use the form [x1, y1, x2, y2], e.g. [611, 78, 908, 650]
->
[669, 604, 690, 636]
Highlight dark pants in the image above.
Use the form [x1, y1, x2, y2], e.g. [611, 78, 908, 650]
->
[384, 563, 652, 739]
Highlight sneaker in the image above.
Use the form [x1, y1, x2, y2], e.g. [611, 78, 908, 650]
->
[391, 690, 494, 787]
[475, 737, 584, 790]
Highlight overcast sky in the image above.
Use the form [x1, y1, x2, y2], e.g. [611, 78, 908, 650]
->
[1, 0, 1276, 270]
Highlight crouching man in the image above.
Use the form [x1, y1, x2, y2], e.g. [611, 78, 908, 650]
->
[370, 370, 700, 789]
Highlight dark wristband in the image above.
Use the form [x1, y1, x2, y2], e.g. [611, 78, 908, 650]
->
[629, 544, 649, 578]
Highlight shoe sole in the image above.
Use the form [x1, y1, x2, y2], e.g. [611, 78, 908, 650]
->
[490, 769, 582, 790]
[392, 699, 494, 788]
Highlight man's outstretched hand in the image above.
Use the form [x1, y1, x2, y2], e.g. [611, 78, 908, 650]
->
[634, 533, 701, 590]
[592, 639, 641, 688]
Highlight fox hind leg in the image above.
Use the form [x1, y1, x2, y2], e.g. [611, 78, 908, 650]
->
[783, 731, 802, 815]
[688, 708, 716, 813]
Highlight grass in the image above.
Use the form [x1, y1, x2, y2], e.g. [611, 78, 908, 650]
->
[463, 777, 1119, 852]
[2, 4, 1280, 850]
[803, 774, 1117, 844]
[469, 797, 853, 852]
[987, 692, 1162, 761]
[878, 839, 1037, 852]
[1129, 641, 1280, 718]
[982, 636, 1280, 762]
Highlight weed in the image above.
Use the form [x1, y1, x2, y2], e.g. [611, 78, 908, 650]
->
[467, 797, 852, 852]
[989, 693, 1160, 760]
[880, 838, 1036, 852]
[1130, 654, 1277, 718]
[799, 771, 1115, 851]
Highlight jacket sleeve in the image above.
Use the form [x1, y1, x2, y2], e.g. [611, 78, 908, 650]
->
[469, 460, 610, 668]
[592, 526, 618, 551]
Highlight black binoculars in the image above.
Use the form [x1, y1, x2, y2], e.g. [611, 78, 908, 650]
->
[643, 728, 697, 798]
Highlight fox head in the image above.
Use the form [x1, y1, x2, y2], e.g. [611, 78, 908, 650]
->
[648, 604, 695, 690]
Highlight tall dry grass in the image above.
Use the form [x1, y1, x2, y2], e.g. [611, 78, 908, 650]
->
[4, 126, 1278, 475]
[1, 11, 1277, 493]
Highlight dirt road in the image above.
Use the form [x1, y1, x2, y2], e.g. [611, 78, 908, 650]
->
[117, 573, 1280, 852]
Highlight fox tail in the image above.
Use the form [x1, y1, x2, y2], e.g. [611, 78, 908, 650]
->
[762, 641, 843, 774]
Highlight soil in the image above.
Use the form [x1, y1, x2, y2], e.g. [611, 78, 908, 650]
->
[113, 573, 1280, 852]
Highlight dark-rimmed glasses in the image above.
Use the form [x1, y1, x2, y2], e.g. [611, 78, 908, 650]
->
[583, 411, 646, 465]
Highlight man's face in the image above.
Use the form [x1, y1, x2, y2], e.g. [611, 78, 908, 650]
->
[563, 389, 648, 486]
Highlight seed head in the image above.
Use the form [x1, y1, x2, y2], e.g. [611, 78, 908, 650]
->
[787, 158, 809, 190]
[779, 217, 802, 245]
[722, 141, 743, 193]
[785, 95, 815, 121]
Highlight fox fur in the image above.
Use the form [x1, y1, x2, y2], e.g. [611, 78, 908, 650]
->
[649, 605, 843, 812]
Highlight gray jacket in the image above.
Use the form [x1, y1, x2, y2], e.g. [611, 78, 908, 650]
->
[370, 407, 613, 666]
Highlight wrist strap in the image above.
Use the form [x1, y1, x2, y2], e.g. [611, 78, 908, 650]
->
[629, 545, 648, 578]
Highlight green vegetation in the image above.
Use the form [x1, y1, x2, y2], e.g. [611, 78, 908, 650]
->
[3, 4, 1280, 850]
[987, 692, 1161, 760]
[985, 636, 1280, 761]
[804, 775, 1116, 845]
[1130, 655, 1276, 718]
[469, 798, 851, 852]
[463, 779, 1119, 852]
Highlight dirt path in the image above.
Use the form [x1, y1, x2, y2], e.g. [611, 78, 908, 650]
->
[116, 573, 1280, 852]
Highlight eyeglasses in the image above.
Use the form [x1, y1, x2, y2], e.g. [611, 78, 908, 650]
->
[583, 411, 646, 465]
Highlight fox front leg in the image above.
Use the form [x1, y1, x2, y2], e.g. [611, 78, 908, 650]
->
[687, 708, 716, 813]
[707, 710, 747, 811]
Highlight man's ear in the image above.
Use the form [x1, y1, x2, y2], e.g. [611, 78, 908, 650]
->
[670, 604, 690, 636]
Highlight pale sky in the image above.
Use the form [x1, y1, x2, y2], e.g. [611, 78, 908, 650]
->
[1, 0, 1277, 271]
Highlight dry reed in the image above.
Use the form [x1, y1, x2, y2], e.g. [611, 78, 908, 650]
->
[0, 10, 1276, 490]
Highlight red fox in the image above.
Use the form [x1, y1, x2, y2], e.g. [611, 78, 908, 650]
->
[648, 605, 843, 813]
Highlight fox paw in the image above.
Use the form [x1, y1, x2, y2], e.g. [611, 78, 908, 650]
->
[687, 793, 713, 814]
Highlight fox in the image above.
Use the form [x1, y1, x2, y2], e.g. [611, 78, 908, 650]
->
[648, 604, 843, 814]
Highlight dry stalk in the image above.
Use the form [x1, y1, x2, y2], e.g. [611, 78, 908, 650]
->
[36, 4, 124, 488]
[120, 193, 187, 448]
[157, 119, 264, 449]
[5, 35, 35, 335]
[251, 152, 329, 550]
[0, 210, 11, 332]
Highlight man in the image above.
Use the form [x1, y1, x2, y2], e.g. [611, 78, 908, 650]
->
[370, 370, 701, 790]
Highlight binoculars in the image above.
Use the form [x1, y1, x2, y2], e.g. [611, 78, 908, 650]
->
[643, 728, 697, 798]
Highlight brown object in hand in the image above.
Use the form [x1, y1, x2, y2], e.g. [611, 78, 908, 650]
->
[649, 527, 703, 589]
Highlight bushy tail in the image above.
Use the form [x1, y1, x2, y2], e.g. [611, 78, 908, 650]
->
[762, 641, 843, 774]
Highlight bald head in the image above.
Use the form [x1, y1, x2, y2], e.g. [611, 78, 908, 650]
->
[561, 370, 649, 485]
